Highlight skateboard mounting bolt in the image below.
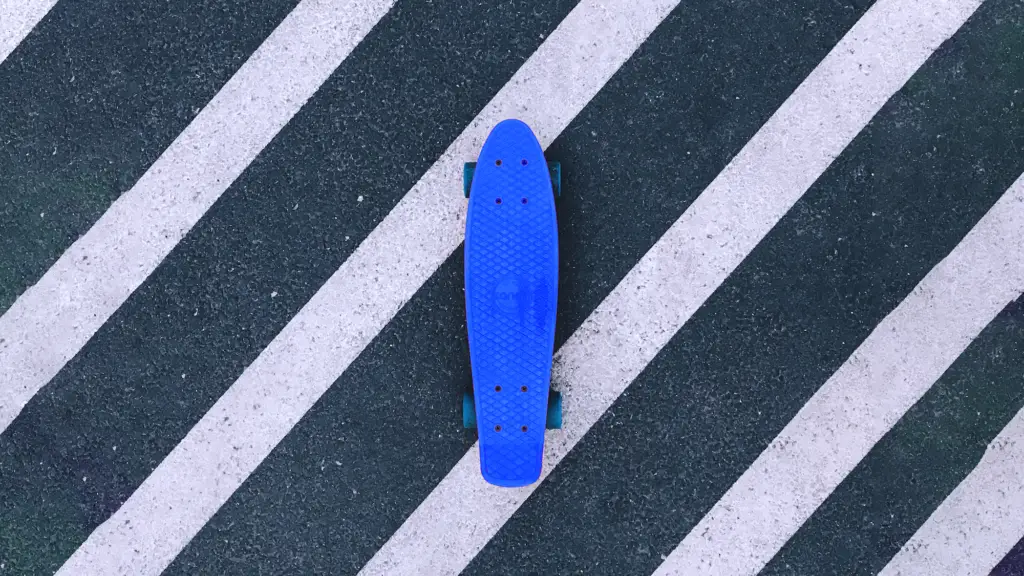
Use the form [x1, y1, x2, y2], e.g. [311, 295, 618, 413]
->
[495, 159, 502, 166]
[494, 425, 502, 432]
[520, 385, 528, 392]
[521, 159, 528, 166]
[495, 197, 502, 205]
[521, 426, 528, 432]
[521, 198, 528, 204]
[494, 385, 502, 392]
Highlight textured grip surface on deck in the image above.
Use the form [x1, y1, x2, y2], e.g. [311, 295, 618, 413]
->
[464, 119, 558, 487]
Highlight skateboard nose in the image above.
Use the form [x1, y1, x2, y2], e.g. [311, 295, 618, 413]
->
[487, 118, 541, 149]
[492, 117, 531, 134]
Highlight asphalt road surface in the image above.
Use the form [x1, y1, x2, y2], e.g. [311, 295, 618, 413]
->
[1, 0, 1023, 574]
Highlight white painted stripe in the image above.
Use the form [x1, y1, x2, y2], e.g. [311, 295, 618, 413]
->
[654, 169, 1024, 576]
[0, 0, 57, 64]
[54, 0, 680, 573]
[879, 403, 1024, 576]
[358, 0, 978, 573]
[0, 0, 394, 435]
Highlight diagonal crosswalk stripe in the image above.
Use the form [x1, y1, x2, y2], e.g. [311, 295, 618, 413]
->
[878, 403, 1024, 576]
[2, 2, 580, 571]
[54, 0, 681, 573]
[161, 0, 881, 570]
[0, 0, 303, 316]
[0, 0, 57, 64]
[654, 168, 1024, 576]
[358, 0, 980, 573]
[752, 289, 1024, 576]
[993, 537, 1024, 576]
[0, 0, 395, 435]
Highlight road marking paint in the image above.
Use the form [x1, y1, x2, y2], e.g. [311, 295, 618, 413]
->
[654, 168, 1024, 576]
[54, 0, 681, 573]
[878, 400, 1024, 576]
[0, 0, 395, 435]
[0, 0, 57, 64]
[358, 0, 980, 573]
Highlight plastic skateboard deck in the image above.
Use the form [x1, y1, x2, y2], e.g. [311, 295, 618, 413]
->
[463, 119, 559, 487]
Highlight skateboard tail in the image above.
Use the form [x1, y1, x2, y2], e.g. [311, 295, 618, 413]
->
[479, 441, 544, 487]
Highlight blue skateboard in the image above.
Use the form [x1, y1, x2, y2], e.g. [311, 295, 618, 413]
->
[462, 119, 562, 487]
